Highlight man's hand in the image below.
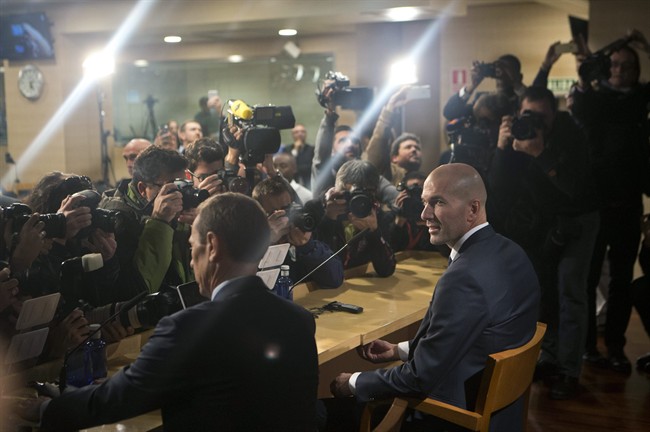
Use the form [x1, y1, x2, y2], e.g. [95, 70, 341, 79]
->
[48, 309, 89, 358]
[287, 226, 311, 247]
[83, 229, 117, 262]
[101, 319, 135, 343]
[497, 115, 514, 150]
[330, 373, 353, 398]
[386, 86, 410, 112]
[16, 395, 50, 423]
[324, 188, 347, 220]
[541, 41, 562, 71]
[177, 207, 198, 225]
[0, 268, 19, 312]
[628, 29, 650, 54]
[9, 214, 46, 273]
[512, 132, 544, 158]
[197, 174, 225, 196]
[151, 183, 183, 223]
[349, 208, 378, 232]
[468, 61, 486, 93]
[57, 194, 92, 240]
[357, 339, 400, 363]
[268, 211, 291, 243]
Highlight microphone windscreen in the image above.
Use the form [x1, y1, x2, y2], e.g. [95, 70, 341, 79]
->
[81, 253, 104, 272]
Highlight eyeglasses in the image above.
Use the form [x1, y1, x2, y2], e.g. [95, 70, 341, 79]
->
[186, 169, 219, 182]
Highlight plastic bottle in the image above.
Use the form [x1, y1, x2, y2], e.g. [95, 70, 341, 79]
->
[65, 339, 93, 388]
[87, 323, 108, 380]
[273, 265, 293, 301]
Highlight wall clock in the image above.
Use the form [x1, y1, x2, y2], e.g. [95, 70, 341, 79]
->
[18, 64, 44, 101]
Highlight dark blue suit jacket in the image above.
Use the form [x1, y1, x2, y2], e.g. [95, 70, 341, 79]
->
[43, 276, 319, 431]
[356, 226, 540, 430]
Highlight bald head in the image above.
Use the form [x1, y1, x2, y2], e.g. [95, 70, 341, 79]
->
[422, 163, 487, 247]
[123, 139, 152, 177]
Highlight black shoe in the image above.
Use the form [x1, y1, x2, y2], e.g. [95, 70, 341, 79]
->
[608, 352, 632, 374]
[636, 353, 650, 371]
[534, 360, 559, 382]
[583, 349, 609, 368]
[550, 374, 579, 400]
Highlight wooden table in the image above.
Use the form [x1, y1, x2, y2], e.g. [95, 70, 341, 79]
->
[3, 251, 446, 431]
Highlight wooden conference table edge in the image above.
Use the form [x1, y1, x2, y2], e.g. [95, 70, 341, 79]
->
[5, 250, 446, 431]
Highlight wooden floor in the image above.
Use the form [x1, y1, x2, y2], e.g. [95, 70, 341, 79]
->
[528, 311, 650, 432]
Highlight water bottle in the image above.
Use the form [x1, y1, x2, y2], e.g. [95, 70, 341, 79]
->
[87, 324, 108, 380]
[66, 340, 93, 388]
[273, 265, 293, 301]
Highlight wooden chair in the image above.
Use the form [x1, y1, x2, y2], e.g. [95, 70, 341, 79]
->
[360, 322, 547, 432]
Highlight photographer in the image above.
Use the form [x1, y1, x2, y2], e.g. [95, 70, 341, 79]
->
[570, 30, 650, 373]
[99, 146, 197, 302]
[389, 171, 446, 254]
[184, 137, 230, 196]
[443, 54, 524, 122]
[631, 214, 650, 374]
[490, 86, 599, 400]
[253, 177, 343, 289]
[315, 160, 396, 277]
[311, 75, 399, 207]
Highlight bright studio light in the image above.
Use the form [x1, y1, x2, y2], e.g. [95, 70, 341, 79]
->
[389, 59, 417, 85]
[83, 51, 115, 79]
[278, 28, 297, 36]
[387, 7, 419, 21]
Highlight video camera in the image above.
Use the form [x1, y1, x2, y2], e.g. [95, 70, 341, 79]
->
[70, 190, 121, 234]
[446, 116, 494, 174]
[172, 179, 210, 210]
[396, 182, 424, 220]
[511, 110, 545, 141]
[578, 35, 633, 83]
[316, 71, 374, 111]
[222, 99, 295, 164]
[0, 203, 66, 238]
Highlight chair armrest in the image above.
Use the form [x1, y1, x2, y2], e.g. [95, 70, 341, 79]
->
[405, 397, 482, 430]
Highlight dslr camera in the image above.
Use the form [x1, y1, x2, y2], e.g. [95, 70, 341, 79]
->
[578, 36, 633, 84]
[285, 202, 319, 232]
[70, 190, 120, 234]
[316, 71, 373, 111]
[222, 99, 295, 164]
[511, 110, 545, 140]
[446, 116, 494, 174]
[396, 182, 424, 220]
[172, 179, 210, 210]
[476, 61, 497, 78]
[215, 168, 249, 195]
[342, 189, 374, 219]
[0, 203, 66, 238]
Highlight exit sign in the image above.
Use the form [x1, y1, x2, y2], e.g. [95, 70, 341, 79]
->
[548, 78, 576, 95]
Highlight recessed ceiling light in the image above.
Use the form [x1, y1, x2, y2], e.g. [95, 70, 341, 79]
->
[228, 55, 244, 63]
[164, 35, 182, 43]
[387, 7, 419, 21]
[279, 29, 297, 36]
[134, 59, 149, 67]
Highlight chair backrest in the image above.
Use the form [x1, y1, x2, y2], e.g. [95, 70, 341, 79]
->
[474, 322, 546, 423]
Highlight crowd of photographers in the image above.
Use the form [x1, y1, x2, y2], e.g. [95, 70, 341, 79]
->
[1, 29, 649, 404]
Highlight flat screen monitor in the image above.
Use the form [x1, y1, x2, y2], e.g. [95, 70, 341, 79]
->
[0, 12, 55, 60]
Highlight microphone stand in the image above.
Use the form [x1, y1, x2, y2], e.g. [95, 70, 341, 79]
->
[59, 291, 147, 394]
[97, 89, 114, 188]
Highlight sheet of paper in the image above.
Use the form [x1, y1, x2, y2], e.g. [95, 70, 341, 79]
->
[258, 243, 290, 270]
[5, 327, 50, 364]
[15, 292, 61, 331]
[256, 268, 281, 290]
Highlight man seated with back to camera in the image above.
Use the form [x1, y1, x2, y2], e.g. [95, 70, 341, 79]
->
[99, 146, 197, 304]
[315, 159, 396, 277]
[389, 171, 448, 255]
[18, 193, 319, 431]
[253, 176, 343, 289]
[311, 79, 399, 207]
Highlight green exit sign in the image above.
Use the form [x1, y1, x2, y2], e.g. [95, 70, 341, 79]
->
[548, 78, 576, 95]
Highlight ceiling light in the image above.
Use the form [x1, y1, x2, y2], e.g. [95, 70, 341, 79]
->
[164, 35, 182, 43]
[387, 7, 419, 21]
[134, 59, 149, 67]
[228, 55, 244, 63]
[279, 29, 297, 36]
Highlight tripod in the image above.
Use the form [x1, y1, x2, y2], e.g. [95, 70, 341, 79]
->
[97, 90, 115, 188]
[143, 95, 158, 140]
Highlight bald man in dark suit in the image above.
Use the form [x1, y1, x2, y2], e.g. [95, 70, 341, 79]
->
[331, 163, 540, 431]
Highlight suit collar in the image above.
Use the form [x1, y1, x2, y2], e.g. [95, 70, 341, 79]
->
[211, 275, 267, 301]
[457, 225, 495, 255]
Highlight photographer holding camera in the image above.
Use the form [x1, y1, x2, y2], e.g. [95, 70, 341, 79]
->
[100, 146, 200, 302]
[490, 86, 599, 400]
[316, 160, 396, 277]
[253, 176, 343, 289]
[444, 54, 525, 122]
[569, 30, 650, 374]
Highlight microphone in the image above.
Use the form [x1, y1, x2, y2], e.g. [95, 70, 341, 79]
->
[288, 228, 369, 293]
[60, 254, 104, 314]
[59, 290, 147, 393]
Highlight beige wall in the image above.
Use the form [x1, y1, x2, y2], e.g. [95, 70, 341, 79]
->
[2, 0, 650, 192]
